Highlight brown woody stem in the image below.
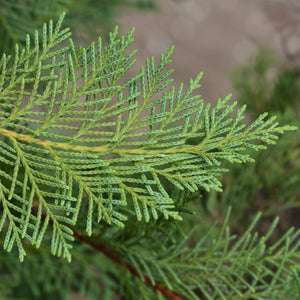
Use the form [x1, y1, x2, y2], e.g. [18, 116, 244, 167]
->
[40, 212, 184, 300]
[73, 230, 184, 300]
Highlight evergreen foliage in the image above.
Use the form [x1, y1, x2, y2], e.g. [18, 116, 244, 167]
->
[2, 209, 300, 299]
[206, 49, 300, 232]
[0, 14, 299, 299]
[0, 0, 72, 55]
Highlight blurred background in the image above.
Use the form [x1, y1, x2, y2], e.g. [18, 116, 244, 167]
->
[1, 0, 300, 299]
[1, 0, 300, 102]
[117, 0, 300, 102]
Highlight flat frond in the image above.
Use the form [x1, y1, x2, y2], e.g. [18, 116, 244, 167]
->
[0, 14, 296, 260]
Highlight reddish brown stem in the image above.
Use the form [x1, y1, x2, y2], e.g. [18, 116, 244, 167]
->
[41, 212, 184, 299]
[73, 230, 184, 300]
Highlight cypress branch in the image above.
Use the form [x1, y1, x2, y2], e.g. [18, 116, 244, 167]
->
[0, 12, 299, 299]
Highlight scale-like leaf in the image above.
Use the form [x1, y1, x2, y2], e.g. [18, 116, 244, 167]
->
[0, 14, 296, 260]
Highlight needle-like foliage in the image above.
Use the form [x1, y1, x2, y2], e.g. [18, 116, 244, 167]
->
[112, 209, 300, 299]
[1, 209, 300, 299]
[0, 13, 296, 268]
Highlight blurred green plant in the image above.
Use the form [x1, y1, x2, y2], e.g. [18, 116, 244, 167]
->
[0, 0, 157, 55]
[231, 48, 300, 116]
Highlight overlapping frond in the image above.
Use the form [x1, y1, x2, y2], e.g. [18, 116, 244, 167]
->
[0, 14, 296, 260]
[117, 211, 300, 299]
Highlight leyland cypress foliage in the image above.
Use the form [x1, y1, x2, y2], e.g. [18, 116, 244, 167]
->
[0, 14, 299, 299]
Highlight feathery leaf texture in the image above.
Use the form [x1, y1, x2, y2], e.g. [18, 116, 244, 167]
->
[115, 210, 300, 299]
[0, 13, 296, 261]
[1, 210, 299, 299]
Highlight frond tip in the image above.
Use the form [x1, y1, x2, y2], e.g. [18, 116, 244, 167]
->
[0, 13, 297, 260]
